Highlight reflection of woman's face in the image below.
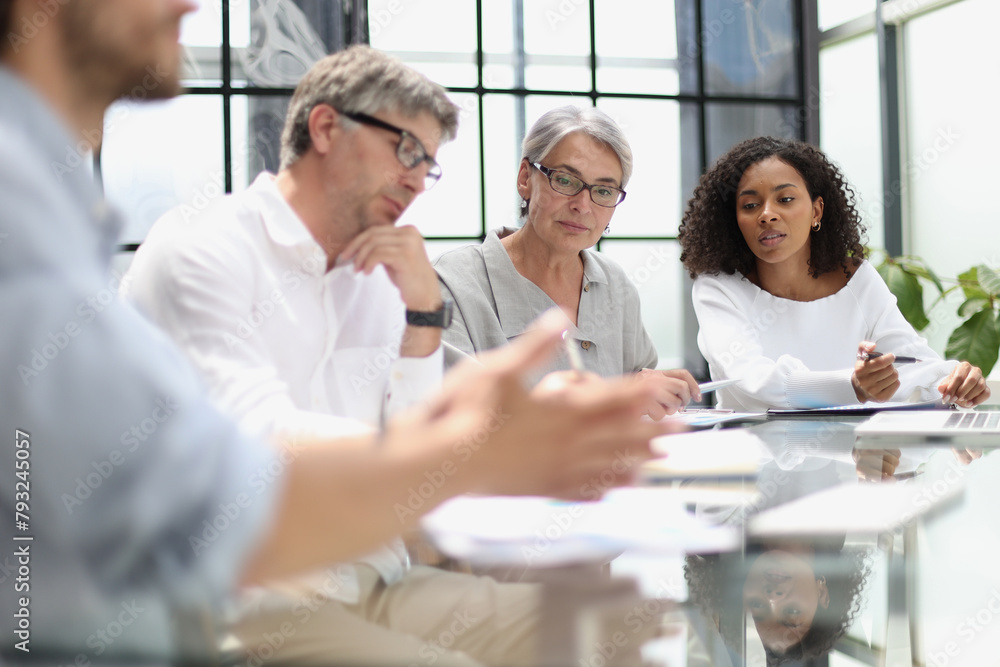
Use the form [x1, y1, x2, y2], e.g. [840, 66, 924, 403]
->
[743, 549, 830, 653]
[516, 132, 621, 256]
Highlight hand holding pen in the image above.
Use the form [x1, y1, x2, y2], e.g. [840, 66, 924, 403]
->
[856, 350, 922, 364]
[852, 341, 901, 403]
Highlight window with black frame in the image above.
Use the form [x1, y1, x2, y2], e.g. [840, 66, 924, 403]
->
[100, 0, 810, 372]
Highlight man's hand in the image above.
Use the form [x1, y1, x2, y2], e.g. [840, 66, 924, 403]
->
[341, 225, 441, 308]
[632, 368, 700, 419]
[937, 361, 990, 407]
[852, 341, 900, 402]
[385, 313, 680, 501]
[342, 225, 442, 357]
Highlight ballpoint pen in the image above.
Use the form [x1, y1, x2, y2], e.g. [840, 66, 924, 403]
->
[857, 351, 922, 364]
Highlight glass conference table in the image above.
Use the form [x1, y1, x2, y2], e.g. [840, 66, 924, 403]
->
[5, 411, 999, 667]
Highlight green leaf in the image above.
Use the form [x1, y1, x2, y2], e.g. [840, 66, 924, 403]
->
[880, 263, 929, 330]
[945, 310, 1000, 376]
[976, 264, 1000, 296]
[911, 263, 946, 295]
[958, 297, 991, 318]
[958, 267, 989, 301]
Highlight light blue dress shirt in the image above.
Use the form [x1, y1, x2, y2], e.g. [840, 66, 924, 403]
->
[0, 66, 281, 658]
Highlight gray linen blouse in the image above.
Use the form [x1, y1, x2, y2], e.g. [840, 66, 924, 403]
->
[433, 227, 658, 377]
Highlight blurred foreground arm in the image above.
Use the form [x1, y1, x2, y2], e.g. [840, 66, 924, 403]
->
[241, 313, 678, 584]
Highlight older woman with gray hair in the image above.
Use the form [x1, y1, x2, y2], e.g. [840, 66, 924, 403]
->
[434, 105, 699, 418]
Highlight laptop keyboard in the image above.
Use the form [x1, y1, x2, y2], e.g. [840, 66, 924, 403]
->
[944, 412, 1000, 430]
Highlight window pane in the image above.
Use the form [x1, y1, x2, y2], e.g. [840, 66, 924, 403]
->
[706, 103, 798, 164]
[237, 0, 330, 88]
[483, 1, 516, 89]
[102, 97, 225, 243]
[817, 0, 874, 31]
[179, 0, 241, 85]
[402, 94, 482, 238]
[370, 0, 478, 88]
[596, 0, 680, 95]
[596, 98, 686, 237]
[904, 0, 1000, 280]
[703, 0, 798, 98]
[523, 2, 591, 91]
[598, 241, 685, 368]
[231, 94, 290, 193]
[819, 34, 883, 250]
[483, 94, 523, 234]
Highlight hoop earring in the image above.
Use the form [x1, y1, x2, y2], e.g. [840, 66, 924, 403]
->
[811, 220, 821, 232]
[603, 225, 611, 235]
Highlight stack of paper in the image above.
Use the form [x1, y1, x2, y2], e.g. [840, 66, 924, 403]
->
[421, 488, 739, 567]
[641, 429, 768, 482]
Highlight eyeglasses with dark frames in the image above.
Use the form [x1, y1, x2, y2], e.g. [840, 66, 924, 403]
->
[340, 110, 443, 189]
[531, 163, 626, 208]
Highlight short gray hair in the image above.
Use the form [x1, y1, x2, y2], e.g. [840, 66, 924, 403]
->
[280, 45, 459, 170]
[520, 106, 633, 217]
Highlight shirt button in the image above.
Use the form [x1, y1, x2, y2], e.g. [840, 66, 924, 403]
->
[583, 284, 590, 292]
[580, 341, 591, 351]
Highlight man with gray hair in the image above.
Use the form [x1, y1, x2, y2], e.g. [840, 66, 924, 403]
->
[124, 45, 541, 665]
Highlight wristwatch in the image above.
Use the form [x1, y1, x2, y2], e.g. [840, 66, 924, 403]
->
[405, 299, 453, 328]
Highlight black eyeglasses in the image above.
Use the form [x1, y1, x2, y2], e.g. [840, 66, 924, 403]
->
[340, 110, 442, 189]
[532, 163, 626, 208]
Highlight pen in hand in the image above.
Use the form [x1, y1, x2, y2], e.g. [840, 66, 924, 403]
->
[857, 351, 922, 364]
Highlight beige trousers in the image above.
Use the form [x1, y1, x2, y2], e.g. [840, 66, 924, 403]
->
[232, 565, 540, 667]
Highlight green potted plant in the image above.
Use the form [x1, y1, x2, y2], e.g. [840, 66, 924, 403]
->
[874, 253, 1000, 376]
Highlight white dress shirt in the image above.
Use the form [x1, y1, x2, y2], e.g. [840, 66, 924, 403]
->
[124, 172, 444, 599]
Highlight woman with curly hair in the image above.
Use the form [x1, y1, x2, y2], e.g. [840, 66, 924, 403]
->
[678, 136, 989, 411]
[685, 540, 872, 665]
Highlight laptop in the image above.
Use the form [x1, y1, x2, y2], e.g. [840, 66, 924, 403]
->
[854, 409, 1000, 448]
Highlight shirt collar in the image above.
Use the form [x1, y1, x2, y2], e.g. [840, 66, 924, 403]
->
[247, 171, 328, 274]
[484, 226, 600, 339]
[248, 172, 324, 250]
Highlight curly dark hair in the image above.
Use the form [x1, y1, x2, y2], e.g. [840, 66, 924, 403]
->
[0, 0, 14, 46]
[678, 136, 866, 280]
[684, 545, 872, 666]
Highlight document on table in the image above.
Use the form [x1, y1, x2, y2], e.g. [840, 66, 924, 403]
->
[641, 428, 768, 482]
[421, 488, 739, 567]
[676, 409, 767, 428]
[766, 398, 948, 417]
